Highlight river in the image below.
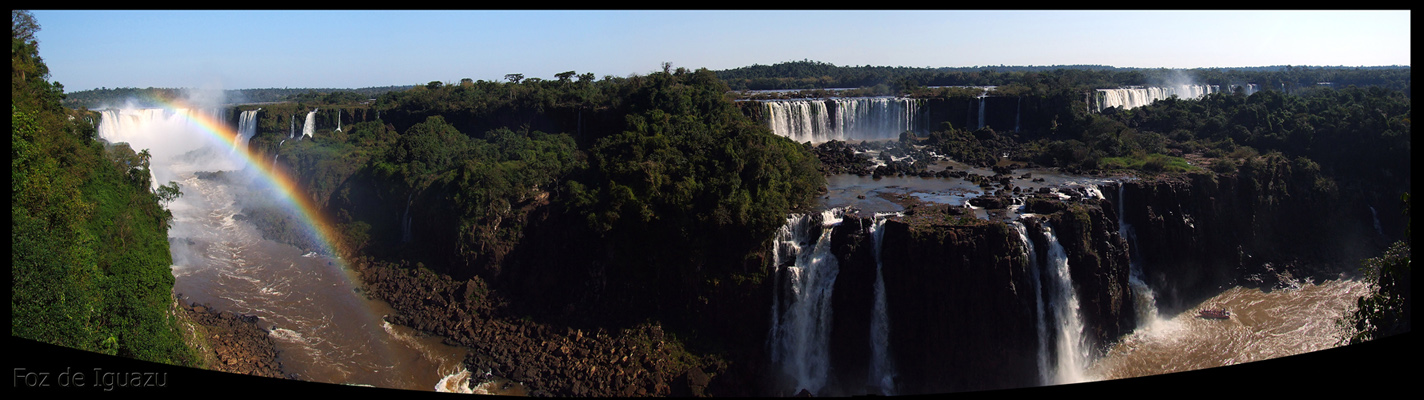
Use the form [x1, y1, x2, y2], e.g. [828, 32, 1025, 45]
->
[1086, 278, 1369, 381]
[166, 168, 475, 391]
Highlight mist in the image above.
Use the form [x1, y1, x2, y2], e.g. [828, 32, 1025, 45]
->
[95, 88, 320, 270]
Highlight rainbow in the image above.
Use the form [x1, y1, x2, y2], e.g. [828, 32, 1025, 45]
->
[133, 99, 347, 261]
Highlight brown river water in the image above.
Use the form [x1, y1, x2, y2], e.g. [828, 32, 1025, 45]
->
[1086, 278, 1369, 381]
[167, 168, 499, 392]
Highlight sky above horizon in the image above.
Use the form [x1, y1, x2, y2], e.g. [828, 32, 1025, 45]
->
[29, 10, 1412, 92]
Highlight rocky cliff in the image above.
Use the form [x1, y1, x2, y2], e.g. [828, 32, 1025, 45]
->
[809, 200, 1135, 394]
[1118, 158, 1389, 314]
[878, 216, 1042, 393]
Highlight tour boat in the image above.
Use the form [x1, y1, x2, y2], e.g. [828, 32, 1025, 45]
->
[1197, 307, 1231, 319]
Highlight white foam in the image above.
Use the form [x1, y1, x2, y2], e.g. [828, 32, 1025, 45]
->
[435, 368, 474, 393]
[269, 327, 306, 343]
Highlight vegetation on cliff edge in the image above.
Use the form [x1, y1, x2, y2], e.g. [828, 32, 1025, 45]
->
[12, 10, 198, 366]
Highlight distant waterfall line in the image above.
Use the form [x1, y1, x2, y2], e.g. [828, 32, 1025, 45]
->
[1095, 84, 1260, 112]
[761, 97, 920, 144]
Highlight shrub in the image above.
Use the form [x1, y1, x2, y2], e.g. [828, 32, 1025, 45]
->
[1211, 159, 1237, 174]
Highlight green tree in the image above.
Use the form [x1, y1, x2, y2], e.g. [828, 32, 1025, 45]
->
[156, 181, 183, 206]
[1345, 193, 1411, 344]
[11, 10, 197, 366]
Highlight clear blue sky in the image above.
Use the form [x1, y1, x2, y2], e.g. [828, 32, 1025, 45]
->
[29, 10, 1411, 92]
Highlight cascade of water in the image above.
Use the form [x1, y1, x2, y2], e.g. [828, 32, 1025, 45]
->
[202, 108, 225, 133]
[290, 114, 295, 139]
[1015, 96, 1022, 133]
[1095, 85, 1221, 112]
[1369, 206, 1384, 236]
[769, 208, 846, 395]
[272, 139, 286, 169]
[335, 109, 342, 132]
[1117, 184, 1159, 327]
[1040, 222, 1088, 384]
[233, 109, 261, 153]
[303, 109, 319, 138]
[402, 193, 414, 243]
[977, 95, 987, 130]
[762, 98, 918, 143]
[867, 213, 899, 395]
[96, 108, 243, 188]
[1011, 220, 1052, 386]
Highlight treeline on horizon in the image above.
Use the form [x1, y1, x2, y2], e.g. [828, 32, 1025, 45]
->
[60, 85, 417, 110]
[60, 60, 1410, 111]
[714, 59, 1412, 95]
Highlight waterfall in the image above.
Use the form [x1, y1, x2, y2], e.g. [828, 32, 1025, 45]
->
[401, 193, 414, 243]
[1230, 83, 1260, 96]
[1117, 184, 1159, 328]
[1014, 96, 1022, 133]
[1095, 85, 1222, 112]
[272, 139, 286, 169]
[867, 214, 899, 395]
[97, 109, 166, 190]
[335, 109, 342, 132]
[769, 208, 845, 395]
[289, 114, 295, 139]
[1370, 206, 1384, 236]
[96, 108, 234, 189]
[302, 109, 318, 138]
[233, 109, 260, 154]
[761, 97, 918, 144]
[977, 95, 987, 130]
[1040, 222, 1088, 384]
[206, 108, 226, 132]
[1010, 221, 1052, 386]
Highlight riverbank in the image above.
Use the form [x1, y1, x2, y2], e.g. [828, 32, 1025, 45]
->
[174, 295, 287, 379]
[349, 258, 723, 396]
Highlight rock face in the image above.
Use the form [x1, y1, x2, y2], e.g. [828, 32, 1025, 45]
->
[337, 156, 1394, 397]
[1118, 168, 1387, 314]
[825, 216, 875, 394]
[805, 200, 1135, 395]
[776, 164, 1392, 395]
[354, 259, 725, 397]
[1026, 203, 1135, 359]
[878, 219, 1043, 393]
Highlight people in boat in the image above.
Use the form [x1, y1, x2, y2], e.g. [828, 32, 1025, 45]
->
[1199, 307, 1230, 318]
